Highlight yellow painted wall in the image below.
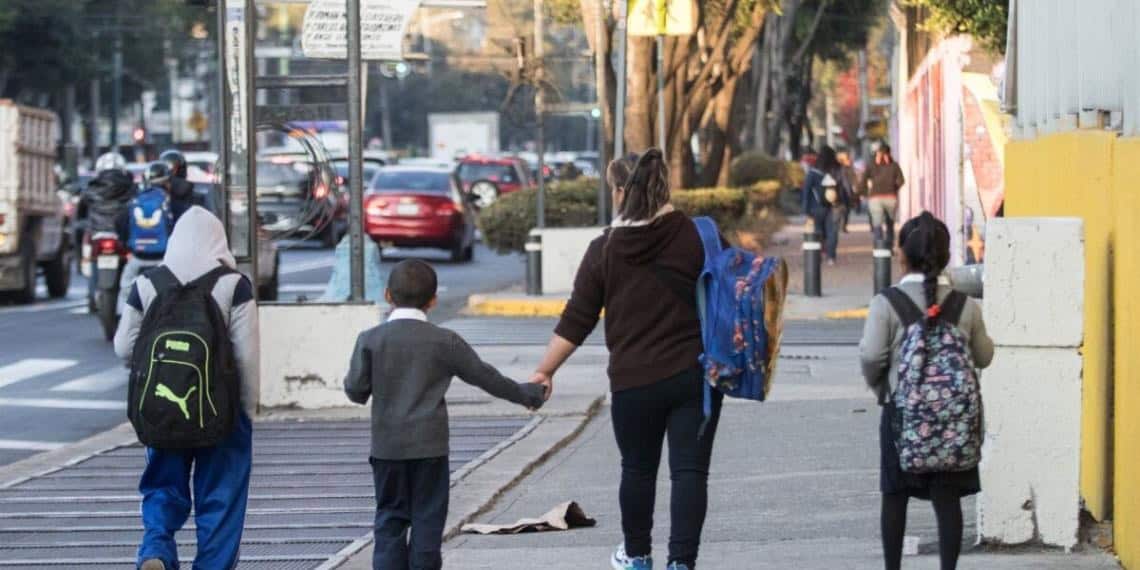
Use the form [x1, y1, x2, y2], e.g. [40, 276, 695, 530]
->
[1113, 138, 1140, 570]
[1005, 131, 1140, 567]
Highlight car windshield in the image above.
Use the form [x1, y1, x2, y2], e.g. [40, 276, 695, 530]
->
[333, 161, 381, 185]
[458, 163, 518, 184]
[371, 171, 451, 194]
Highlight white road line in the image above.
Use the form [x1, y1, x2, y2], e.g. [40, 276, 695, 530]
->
[0, 299, 86, 315]
[0, 397, 124, 410]
[0, 359, 77, 390]
[0, 439, 66, 451]
[51, 367, 128, 393]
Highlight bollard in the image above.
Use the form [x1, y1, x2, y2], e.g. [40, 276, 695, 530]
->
[803, 231, 822, 297]
[525, 232, 543, 296]
[873, 239, 893, 295]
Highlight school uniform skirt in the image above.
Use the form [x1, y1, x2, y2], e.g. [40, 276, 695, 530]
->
[879, 403, 980, 499]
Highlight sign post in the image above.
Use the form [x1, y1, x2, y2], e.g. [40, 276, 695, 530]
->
[627, 0, 696, 153]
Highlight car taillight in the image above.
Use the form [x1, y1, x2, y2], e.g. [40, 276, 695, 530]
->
[435, 202, 457, 217]
[366, 198, 388, 216]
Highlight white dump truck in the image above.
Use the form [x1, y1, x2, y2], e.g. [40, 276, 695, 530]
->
[0, 100, 70, 304]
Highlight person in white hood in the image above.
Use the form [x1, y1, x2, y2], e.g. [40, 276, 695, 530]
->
[114, 206, 259, 570]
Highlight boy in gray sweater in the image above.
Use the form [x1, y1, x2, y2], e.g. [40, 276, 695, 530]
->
[345, 259, 545, 570]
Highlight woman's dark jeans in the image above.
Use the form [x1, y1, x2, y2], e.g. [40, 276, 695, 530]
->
[611, 367, 723, 568]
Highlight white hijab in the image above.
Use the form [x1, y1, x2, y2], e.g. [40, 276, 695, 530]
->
[162, 206, 237, 284]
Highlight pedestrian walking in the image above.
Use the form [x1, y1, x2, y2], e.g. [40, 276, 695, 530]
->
[837, 149, 860, 232]
[114, 206, 260, 570]
[530, 149, 723, 570]
[343, 259, 545, 570]
[801, 145, 847, 264]
[863, 143, 906, 247]
[859, 212, 994, 570]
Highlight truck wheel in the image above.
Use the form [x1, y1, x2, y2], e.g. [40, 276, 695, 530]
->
[13, 237, 37, 305]
[43, 240, 72, 299]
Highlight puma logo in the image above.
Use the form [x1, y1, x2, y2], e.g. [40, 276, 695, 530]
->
[155, 384, 197, 421]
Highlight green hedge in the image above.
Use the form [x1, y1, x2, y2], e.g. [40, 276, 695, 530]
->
[480, 179, 773, 254]
[729, 150, 805, 191]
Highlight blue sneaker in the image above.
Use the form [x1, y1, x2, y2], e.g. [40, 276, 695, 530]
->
[611, 544, 652, 570]
[667, 563, 692, 570]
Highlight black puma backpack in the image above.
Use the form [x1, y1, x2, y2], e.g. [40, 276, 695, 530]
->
[128, 265, 241, 449]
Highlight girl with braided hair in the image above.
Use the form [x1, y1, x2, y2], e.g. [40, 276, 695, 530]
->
[859, 212, 995, 570]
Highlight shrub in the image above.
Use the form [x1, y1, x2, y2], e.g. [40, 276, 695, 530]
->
[479, 181, 755, 253]
[729, 151, 806, 192]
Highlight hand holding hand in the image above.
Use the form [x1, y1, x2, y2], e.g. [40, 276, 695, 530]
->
[529, 371, 553, 401]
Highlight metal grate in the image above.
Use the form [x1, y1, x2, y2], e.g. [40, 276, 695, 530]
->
[0, 417, 529, 568]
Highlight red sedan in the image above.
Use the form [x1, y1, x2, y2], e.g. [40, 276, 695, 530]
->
[364, 166, 477, 263]
[455, 156, 534, 208]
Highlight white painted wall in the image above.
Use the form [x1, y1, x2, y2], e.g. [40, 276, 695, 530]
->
[534, 227, 605, 295]
[979, 218, 1084, 549]
[259, 303, 383, 409]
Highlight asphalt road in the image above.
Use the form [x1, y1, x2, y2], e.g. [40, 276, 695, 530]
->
[0, 241, 524, 468]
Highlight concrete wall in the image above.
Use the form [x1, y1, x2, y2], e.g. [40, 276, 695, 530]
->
[980, 218, 1084, 548]
[534, 227, 605, 295]
[1004, 131, 1140, 567]
[258, 303, 382, 409]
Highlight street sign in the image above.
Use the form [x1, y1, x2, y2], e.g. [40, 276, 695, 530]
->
[628, 0, 696, 37]
[302, 0, 421, 61]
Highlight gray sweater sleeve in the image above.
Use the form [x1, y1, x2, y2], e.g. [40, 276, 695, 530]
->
[448, 333, 544, 409]
[966, 301, 995, 369]
[344, 333, 372, 405]
[229, 297, 260, 417]
[859, 294, 894, 400]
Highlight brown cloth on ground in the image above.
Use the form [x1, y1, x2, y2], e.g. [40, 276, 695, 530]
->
[460, 501, 596, 535]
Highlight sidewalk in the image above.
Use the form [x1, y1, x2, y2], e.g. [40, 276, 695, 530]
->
[442, 342, 1121, 569]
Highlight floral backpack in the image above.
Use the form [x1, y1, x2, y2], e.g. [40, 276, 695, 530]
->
[883, 288, 983, 473]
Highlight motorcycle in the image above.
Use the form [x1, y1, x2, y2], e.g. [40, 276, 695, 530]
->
[90, 231, 127, 341]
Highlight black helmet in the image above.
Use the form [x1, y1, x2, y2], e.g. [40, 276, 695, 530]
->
[159, 149, 188, 179]
[145, 161, 172, 187]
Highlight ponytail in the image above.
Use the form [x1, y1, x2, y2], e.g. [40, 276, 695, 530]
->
[619, 148, 670, 222]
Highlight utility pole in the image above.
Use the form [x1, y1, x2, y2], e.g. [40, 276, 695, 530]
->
[347, 0, 365, 301]
[614, 0, 628, 160]
[111, 4, 123, 153]
[858, 49, 870, 156]
[656, 35, 666, 151]
[534, 0, 546, 229]
[89, 78, 101, 164]
[593, 0, 609, 224]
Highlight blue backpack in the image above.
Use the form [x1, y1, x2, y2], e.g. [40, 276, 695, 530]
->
[693, 217, 789, 421]
[128, 188, 173, 256]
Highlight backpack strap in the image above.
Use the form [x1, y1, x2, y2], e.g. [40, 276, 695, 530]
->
[938, 290, 968, 325]
[188, 263, 237, 293]
[146, 266, 181, 295]
[692, 217, 722, 264]
[882, 287, 924, 328]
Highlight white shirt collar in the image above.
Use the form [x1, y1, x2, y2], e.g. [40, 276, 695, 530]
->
[611, 204, 676, 228]
[899, 273, 951, 286]
[387, 308, 428, 322]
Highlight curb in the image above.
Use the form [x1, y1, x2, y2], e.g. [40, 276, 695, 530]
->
[0, 422, 137, 490]
[824, 307, 870, 320]
[466, 294, 568, 318]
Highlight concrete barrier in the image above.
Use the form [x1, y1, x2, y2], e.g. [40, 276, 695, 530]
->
[259, 303, 383, 409]
[534, 227, 605, 295]
[979, 218, 1084, 549]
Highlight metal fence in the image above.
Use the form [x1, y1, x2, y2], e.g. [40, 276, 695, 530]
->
[1007, 0, 1140, 137]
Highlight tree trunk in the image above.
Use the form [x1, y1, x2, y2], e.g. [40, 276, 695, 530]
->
[625, 37, 655, 153]
[580, 0, 617, 163]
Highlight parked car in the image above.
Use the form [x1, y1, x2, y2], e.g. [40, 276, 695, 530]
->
[455, 155, 533, 209]
[364, 166, 476, 263]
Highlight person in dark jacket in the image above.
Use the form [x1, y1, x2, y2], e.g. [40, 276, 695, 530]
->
[80, 153, 136, 305]
[863, 143, 906, 247]
[801, 145, 847, 264]
[160, 149, 212, 214]
[530, 149, 722, 570]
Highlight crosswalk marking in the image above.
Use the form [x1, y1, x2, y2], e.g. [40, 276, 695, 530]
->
[0, 439, 65, 451]
[0, 359, 77, 389]
[51, 367, 127, 393]
[0, 397, 124, 411]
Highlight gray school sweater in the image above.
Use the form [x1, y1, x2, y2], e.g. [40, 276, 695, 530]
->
[344, 316, 545, 460]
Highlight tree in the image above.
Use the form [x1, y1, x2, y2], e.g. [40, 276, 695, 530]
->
[910, 0, 1008, 53]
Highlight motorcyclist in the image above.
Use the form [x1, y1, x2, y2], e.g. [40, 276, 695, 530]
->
[159, 149, 213, 214]
[80, 152, 136, 307]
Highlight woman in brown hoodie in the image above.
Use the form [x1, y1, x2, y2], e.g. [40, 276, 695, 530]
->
[531, 149, 720, 570]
